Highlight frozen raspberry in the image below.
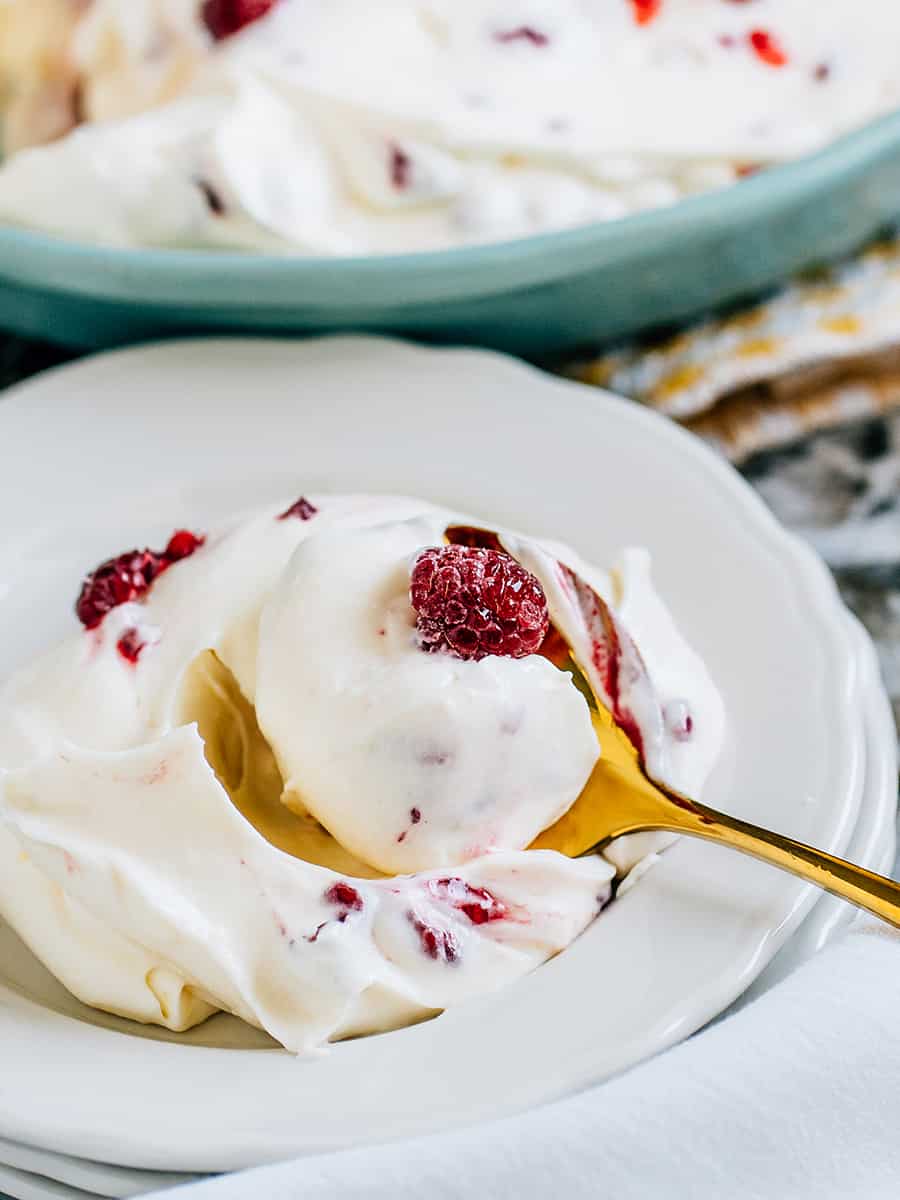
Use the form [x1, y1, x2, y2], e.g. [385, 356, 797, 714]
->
[278, 496, 318, 521]
[201, 0, 278, 40]
[427, 878, 507, 925]
[410, 545, 549, 661]
[324, 882, 364, 912]
[409, 913, 460, 963]
[76, 530, 205, 629]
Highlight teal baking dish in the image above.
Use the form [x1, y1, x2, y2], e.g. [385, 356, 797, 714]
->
[2, 109, 900, 357]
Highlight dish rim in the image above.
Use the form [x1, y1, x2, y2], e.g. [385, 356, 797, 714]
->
[0, 111, 899, 300]
[0, 336, 868, 1170]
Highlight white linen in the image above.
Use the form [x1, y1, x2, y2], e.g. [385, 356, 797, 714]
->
[143, 904, 900, 1200]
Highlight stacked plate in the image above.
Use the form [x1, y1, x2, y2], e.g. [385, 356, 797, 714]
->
[0, 340, 895, 1199]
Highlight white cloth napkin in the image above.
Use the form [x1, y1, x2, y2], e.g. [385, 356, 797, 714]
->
[144, 914, 900, 1200]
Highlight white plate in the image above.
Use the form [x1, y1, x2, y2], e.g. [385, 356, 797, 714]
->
[736, 611, 897, 1007]
[0, 631, 891, 1200]
[0, 1135, 192, 1200]
[0, 648, 893, 1200]
[0, 338, 865, 1172]
[2, 655, 890, 1200]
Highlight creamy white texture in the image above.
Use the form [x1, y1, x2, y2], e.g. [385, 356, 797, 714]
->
[0, 494, 724, 1052]
[1, 730, 611, 1049]
[1, 0, 899, 252]
[257, 517, 599, 874]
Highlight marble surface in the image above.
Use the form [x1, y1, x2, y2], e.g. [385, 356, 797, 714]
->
[2, 335, 898, 738]
[744, 415, 900, 736]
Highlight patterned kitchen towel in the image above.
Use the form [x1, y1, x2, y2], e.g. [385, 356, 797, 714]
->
[569, 236, 900, 462]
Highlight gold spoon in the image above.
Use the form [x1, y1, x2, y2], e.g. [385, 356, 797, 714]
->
[531, 654, 900, 928]
[441, 524, 900, 927]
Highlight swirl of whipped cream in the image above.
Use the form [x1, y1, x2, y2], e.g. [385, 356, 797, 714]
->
[0, 494, 724, 1052]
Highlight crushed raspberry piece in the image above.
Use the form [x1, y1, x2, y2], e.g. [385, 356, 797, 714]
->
[196, 179, 225, 215]
[389, 144, 412, 189]
[813, 62, 831, 82]
[116, 628, 148, 664]
[76, 530, 204, 629]
[629, 0, 662, 26]
[748, 29, 788, 67]
[409, 913, 460, 963]
[560, 563, 646, 759]
[165, 529, 205, 561]
[278, 496, 318, 521]
[76, 550, 163, 629]
[324, 882, 364, 912]
[494, 26, 550, 46]
[398, 806, 423, 844]
[410, 545, 549, 662]
[664, 700, 694, 742]
[201, 0, 278, 40]
[427, 877, 507, 926]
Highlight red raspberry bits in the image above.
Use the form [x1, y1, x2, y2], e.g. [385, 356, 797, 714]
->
[195, 179, 226, 215]
[76, 531, 205, 629]
[748, 29, 788, 67]
[493, 26, 550, 47]
[201, 0, 278, 40]
[410, 545, 549, 662]
[164, 529, 205, 561]
[76, 550, 163, 630]
[116, 627, 148, 664]
[629, 0, 662, 26]
[408, 913, 460, 963]
[427, 877, 507, 925]
[389, 144, 412, 189]
[278, 496, 318, 521]
[324, 882, 364, 912]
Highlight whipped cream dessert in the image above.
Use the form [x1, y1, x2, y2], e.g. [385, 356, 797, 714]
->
[1, 1, 899, 252]
[0, 493, 724, 1052]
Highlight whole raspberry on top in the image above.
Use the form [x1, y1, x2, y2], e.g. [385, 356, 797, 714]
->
[410, 545, 549, 661]
[201, 0, 279, 40]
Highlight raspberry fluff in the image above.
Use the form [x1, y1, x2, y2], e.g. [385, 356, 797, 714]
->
[0, 494, 725, 1054]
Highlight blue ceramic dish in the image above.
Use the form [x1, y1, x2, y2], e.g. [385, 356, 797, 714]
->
[2, 110, 900, 356]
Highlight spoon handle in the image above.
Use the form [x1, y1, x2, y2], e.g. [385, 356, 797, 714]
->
[625, 792, 900, 929]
